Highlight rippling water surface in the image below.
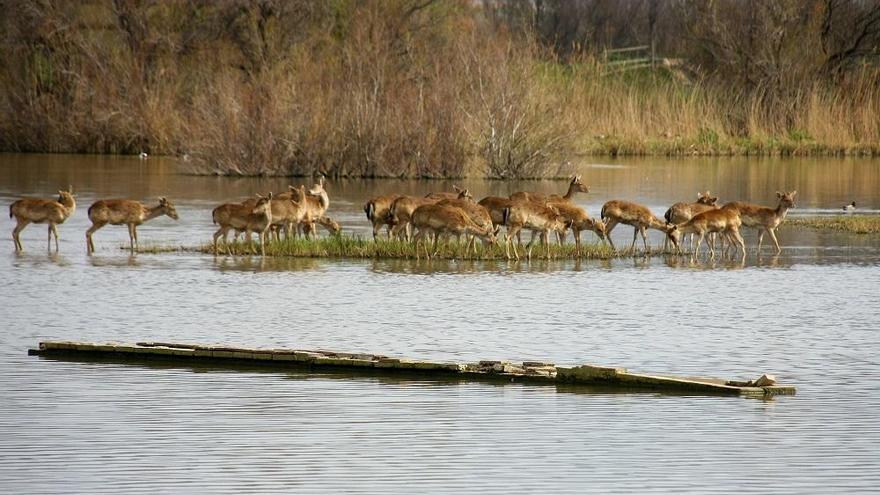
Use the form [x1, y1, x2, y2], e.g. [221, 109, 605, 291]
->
[1, 154, 879, 493]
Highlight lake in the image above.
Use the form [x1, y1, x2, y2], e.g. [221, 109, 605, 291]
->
[1, 153, 879, 493]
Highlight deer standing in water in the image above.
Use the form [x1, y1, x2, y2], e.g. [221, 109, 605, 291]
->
[299, 177, 330, 239]
[502, 200, 570, 260]
[509, 175, 590, 203]
[722, 191, 797, 254]
[425, 185, 469, 200]
[663, 191, 719, 251]
[668, 208, 745, 258]
[436, 189, 499, 255]
[241, 189, 305, 241]
[86, 197, 179, 254]
[410, 203, 497, 259]
[600, 200, 674, 253]
[212, 193, 273, 255]
[10, 186, 76, 252]
[551, 202, 607, 256]
[387, 195, 440, 241]
[364, 194, 402, 239]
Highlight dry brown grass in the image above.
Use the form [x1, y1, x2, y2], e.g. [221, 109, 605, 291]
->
[0, 1, 878, 178]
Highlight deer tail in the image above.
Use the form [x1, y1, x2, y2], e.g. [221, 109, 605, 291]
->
[501, 206, 510, 226]
[364, 201, 374, 221]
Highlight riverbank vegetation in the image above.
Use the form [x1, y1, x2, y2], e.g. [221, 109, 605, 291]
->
[787, 215, 880, 234]
[1, 1, 879, 178]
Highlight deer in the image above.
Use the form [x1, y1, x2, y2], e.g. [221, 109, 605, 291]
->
[502, 200, 570, 260]
[509, 175, 590, 203]
[410, 203, 497, 259]
[436, 189, 499, 255]
[668, 208, 746, 258]
[425, 185, 470, 200]
[212, 193, 273, 255]
[551, 202, 608, 256]
[387, 195, 440, 241]
[302, 216, 342, 237]
[722, 191, 797, 254]
[241, 192, 305, 242]
[477, 196, 513, 227]
[299, 177, 330, 239]
[364, 194, 402, 239]
[86, 197, 179, 254]
[600, 200, 674, 254]
[663, 191, 719, 251]
[10, 186, 76, 252]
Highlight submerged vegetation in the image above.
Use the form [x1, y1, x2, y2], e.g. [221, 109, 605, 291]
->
[788, 216, 880, 235]
[1, 1, 879, 177]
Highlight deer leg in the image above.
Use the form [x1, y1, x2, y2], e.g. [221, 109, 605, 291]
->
[757, 230, 765, 253]
[731, 228, 746, 257]
[695, 232, 705, 257]
[260, 231, 266, 256]
[86, 222, 103, 254]
[629, 227, 639, 253]
[575, 230, 582, 257]
[603, 220, 618, 251]
[13, 220, 29, 251]
[133, 225, 140, 252]
[640, 226, 649, 253]
[49, 224, 60, 251]
[768, 228, 782, 254]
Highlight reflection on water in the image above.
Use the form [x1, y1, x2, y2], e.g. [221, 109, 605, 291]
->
[2, 154, 880, 493]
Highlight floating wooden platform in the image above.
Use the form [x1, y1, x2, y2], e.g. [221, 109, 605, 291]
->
[29, 341, 796, 397]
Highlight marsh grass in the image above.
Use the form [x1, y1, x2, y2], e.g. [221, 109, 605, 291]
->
[787, 216, 880, 234]
[194, 234, 628, 260]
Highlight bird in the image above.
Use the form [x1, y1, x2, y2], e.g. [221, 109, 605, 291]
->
[139, 151, 148, 160]
[843, 201, 856, 213]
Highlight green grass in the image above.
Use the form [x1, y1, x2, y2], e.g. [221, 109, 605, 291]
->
[193, 234, 631, 260]
[787, 215, 880, 234]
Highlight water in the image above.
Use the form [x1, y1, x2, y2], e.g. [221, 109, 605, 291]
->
[1, 153, 879, 493]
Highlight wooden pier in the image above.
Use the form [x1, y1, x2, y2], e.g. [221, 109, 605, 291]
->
[28, 341, 796, 397]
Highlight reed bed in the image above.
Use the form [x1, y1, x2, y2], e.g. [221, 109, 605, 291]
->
[787, 216, 880, 235]
[1, 1, 878, 178]
[195, 235, 623, 260]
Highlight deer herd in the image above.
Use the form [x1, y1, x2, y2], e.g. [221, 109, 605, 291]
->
[8, 176, 798, 260]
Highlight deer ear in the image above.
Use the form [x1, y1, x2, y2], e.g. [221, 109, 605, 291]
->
[267, 192, 273, 200]
[289, 185, 296, 192]
[776, 191, 783, 198]
[790, 190, 797, 197]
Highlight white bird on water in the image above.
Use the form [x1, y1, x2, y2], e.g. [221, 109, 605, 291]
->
[843, 201, 856, 213]
[139, 152, 148, 160]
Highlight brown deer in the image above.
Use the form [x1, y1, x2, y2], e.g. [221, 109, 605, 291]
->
[437, 189, 499, 254]
[425, 185, 470, 200]
[364, 194, 402, 239]
[387, 195, 440, 240]
[663, 191, 719, 251]
[668, 208, 745, 258]
[299, 178, 330, 239]
[86, 197, 179, 254]
[600, 200, 673, 253]
[722, 191, 797, 254]
[212, 193, 273, 255]
[411, 203, 497, 259]
[502, 200, 570, 260]
[302, 216, 342, 237]
[10, 186, 76, 252]
[477, 196, 513, 227]
[552, 202, 607, 256]
[509, 175, 590, 203]
[241, 193, 305, 241]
